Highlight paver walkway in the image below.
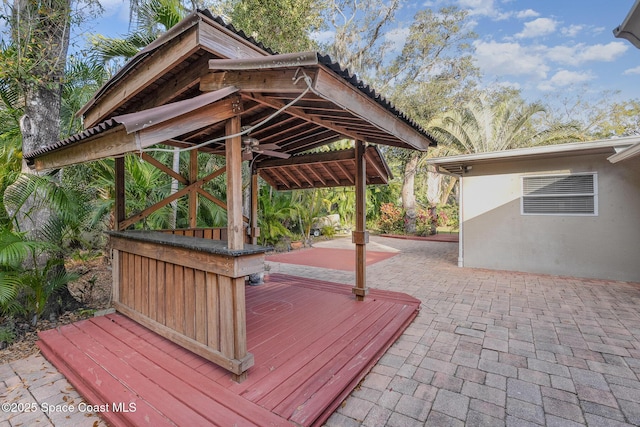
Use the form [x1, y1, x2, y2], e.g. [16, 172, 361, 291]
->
[0, 354, 106, 426]
[268, 236, 640, 427]
[2, 235, 640, 426]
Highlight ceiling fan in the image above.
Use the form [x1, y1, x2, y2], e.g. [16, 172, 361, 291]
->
[242, 131, 290, 161]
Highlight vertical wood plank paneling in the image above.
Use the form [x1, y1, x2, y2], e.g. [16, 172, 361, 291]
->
[134, 255, 143, 311]
[184, 268, 196, 340]
[218, 275, 235, 359]
[165, 263, 175, 330]
[148, 258, 157, 321]
[174, 265, 185, 334]
[110, 235, 256, 377]
[204, 229, 213, 240]
[111, 249, 120, 304]
[156, 261, 166, 324]
[206, 272, 220, 351]
[127, 253, 135, 307]
[232, 277, 247, 359]
[118, 251, 126, 305]
[195, 270, 207, 344]
[140, 256, 149, 316]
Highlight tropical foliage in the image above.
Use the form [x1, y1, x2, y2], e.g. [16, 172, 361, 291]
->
[427, 95, 580, 154]
[0, 174, 89, 322]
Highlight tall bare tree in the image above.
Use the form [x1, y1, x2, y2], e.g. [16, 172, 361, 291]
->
[8, 0, 72, 172]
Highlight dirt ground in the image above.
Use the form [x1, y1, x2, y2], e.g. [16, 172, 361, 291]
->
[0, 255, 113, 364]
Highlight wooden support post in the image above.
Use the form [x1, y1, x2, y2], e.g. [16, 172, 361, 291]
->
[115, 157, 126, 230]
[352, 140, 369, 301]
[226, 116, 244, 250]
[189, 149, 198, 228]
[250, 171, 259, 245]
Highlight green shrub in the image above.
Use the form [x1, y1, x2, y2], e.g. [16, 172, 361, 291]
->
[0, 326, 15, 346]
[377, 203, 404, 234]
[320, 225, 335, 238]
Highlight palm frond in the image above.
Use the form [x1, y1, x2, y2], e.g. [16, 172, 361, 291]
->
[0, 271, 21, 305]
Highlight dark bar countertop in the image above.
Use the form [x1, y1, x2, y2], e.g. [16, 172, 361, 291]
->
[108, 230, 271, 257]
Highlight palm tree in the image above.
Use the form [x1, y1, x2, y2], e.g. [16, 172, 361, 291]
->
[427, 95, 580, 155]
[419, 94, 581, 226]
[258, 188, 297, 245]
[90, 0, 188, 65]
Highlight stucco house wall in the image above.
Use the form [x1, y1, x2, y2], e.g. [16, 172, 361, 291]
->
[460, 153, 640, 282]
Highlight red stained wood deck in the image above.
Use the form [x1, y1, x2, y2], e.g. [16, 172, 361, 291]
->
[37, 273, 420, 427]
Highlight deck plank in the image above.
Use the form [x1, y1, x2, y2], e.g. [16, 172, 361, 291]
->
[81, 318, 287, 427]
[38, 273, 420, 427]
[37, 327, 173, 427]
[58, 322, 223, 427]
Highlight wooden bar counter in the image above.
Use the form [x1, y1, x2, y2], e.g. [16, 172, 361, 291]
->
[108, 230, 269, 379]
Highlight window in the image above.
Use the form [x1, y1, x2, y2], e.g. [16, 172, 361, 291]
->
[521, 173, 597, 215]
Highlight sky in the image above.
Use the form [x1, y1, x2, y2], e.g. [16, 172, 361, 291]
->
[5, 0, 640, 106]
[404, 0, 640, 104]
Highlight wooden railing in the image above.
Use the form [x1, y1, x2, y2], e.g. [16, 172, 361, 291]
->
[109, 230, 266, 381]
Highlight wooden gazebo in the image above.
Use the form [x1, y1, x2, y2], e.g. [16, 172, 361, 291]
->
[23, 10, 436, 381]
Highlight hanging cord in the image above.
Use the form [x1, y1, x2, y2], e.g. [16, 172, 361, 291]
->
[143, 70, 316, 154]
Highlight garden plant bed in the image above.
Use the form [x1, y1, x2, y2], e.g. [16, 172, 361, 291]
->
[0, 256, 113, 364]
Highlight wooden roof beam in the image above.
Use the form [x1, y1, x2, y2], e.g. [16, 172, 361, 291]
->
[313, 68, 431, 151]
[201, 69, 318, 94]
[83, 29, 200, 127]
[364, 151, 389, 184]
[320, 163, 341, 185]
[335, 162, 355, 185]
[141, 152, 188, 184]
[279, 167, 304, 188]
[267, 168, 292, 189]
[137, 54, 212, 112]
[202, 65, 433, 151]
[206, 86, 372, 144]
[33, 95, 242, 171]
[304, 164, 327, 186]
[293, 165, 315, 187]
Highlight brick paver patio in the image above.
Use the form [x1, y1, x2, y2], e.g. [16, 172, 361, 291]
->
[269, 236, 640, 427]
[1, 235, 639, 426]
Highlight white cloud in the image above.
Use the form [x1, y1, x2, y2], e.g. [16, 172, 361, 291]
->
[561, 24, 583, 38]
[515, 17, 558, 39]
[579, 42, 628, 62]
[547, 42, 628, 66]
[623, 66, 640, 75]
[456, 0, 511, 19]
[537, 69, 594, 91]
[515, 9, 539, 19]
[458, 0, 497, 17]
[473, 40, 549, 79]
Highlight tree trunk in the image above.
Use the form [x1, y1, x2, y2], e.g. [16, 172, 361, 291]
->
[426, 165, 442, 206]
[13, 0, 71, 166]
[11, 0, 76, 320]
[12, 0, 71, 228]
[402, 152, 419, 234]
